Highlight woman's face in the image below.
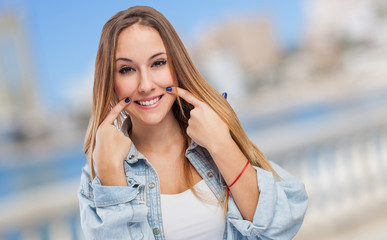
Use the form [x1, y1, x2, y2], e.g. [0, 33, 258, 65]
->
[114, 24, 176, 127]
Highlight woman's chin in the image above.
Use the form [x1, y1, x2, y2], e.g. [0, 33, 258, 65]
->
[134, 114, 168, 127]
[129, 107, 175, 129]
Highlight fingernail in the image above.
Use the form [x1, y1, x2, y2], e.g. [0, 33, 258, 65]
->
[166, 87, 172, 92]
[222, 92, 228, 99]
[125, 97, 130, 103]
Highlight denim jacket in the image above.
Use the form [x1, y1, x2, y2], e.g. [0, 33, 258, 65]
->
[78, 141, 308, 240]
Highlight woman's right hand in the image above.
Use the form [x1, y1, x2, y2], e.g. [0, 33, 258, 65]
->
[93, 98, 132, 186]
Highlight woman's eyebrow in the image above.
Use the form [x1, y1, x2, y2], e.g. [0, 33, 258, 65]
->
[115, 57, 132, 62]
[115, 52, 166, 62]
[149, 52, 166, 60]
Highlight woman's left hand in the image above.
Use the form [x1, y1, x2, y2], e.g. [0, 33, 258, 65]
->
[167, 87, 232, 151]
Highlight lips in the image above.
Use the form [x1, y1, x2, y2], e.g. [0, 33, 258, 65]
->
[135, 95, 163, 106]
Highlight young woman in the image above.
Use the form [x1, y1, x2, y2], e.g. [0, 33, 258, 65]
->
[78, 6, 308, 240]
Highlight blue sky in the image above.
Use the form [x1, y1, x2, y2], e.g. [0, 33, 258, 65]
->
[0, 0, 304, 110]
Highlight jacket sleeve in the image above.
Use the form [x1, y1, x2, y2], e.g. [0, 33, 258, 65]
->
[227, 161, 308, 240]
[78, 165, 147, 240]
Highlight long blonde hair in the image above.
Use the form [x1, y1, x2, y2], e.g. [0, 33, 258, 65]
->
[84, 6, 276, 206]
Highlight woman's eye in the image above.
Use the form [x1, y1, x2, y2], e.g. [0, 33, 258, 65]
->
[152, 60, 167, 68]
[119, 66, 134, 74]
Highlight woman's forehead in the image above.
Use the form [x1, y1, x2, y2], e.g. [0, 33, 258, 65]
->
[115, 24, 166, 60]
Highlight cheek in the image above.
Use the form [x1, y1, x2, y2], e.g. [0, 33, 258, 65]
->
[114, 79, 136, 100]
[154, 70, 175, 87]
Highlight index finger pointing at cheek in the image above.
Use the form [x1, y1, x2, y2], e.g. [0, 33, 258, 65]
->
[102, 97, 131, 125]
[166, 87, 201, 106]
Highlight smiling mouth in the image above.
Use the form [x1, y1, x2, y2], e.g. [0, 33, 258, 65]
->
[135, 95, 163, 106]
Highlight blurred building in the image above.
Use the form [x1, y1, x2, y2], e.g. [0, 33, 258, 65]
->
[0, 10, 85, 240]
[191, 16, 281, 101]
[0, 11, 88, 165]
[0, 13, 47, 146]
[300, 0, 387, 84]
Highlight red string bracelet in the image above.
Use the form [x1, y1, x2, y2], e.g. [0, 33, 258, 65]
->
[227, 160, 249, 198]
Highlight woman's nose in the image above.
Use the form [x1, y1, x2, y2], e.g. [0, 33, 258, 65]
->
[138, 70, 155, 93]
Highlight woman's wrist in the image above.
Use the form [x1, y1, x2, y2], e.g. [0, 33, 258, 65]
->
[206, 134, 235, 158]
[97, 163, 128, 186]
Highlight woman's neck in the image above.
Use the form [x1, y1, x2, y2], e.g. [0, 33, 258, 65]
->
[129, 111, 185, 154]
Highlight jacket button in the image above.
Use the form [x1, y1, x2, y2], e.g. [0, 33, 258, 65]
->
[207, 172, 213, 178]
[148, 182, 155, 189]
[153, 228, 160, 235]
[128, 155, 135, 160]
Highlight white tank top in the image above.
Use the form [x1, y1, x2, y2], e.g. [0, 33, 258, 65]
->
[160, 180, 225, 240]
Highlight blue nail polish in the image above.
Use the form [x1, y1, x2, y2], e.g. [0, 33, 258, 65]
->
[222, 92, 228, 99]
[125, 97, 130, 103]
[166, 87, 172, 92]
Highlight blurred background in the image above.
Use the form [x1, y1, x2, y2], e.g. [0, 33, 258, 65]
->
[1, 0, 386, 239]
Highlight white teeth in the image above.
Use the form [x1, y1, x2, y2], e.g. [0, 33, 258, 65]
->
[138, 96, 161, 106]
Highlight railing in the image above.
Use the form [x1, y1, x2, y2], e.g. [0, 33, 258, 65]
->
[250, 96, 387, 239]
